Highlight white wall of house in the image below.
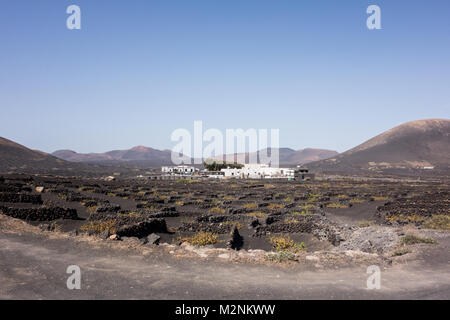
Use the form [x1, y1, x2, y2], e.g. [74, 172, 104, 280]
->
[207, 173, 225, 179]
[162, 166, 198, 175]
[221, 164, 294, 179]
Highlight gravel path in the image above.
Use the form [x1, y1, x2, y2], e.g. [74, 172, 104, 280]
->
[1, 229, 449, 300]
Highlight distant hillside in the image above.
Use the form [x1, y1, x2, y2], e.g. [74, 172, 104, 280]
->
[53, 146, 174, 166]
[0, 137, 148, 176]
[211, 148, 338, 166]
[7, 117, 449, 177]
[0, 137, 73, 174]
[52, 150, 113, 162]
[308, 119, 450, 175]
[53, 146, 337, 167]
[283, 148, 339, 164]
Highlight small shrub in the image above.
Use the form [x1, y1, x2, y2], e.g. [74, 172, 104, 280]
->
[80, 220, 117, 234]
[326, 203, 349, 209]
[247, 211, 266, 218]
[209, 207, 226, 214]
[401, 234, 436, 245]
[386, 214, 426, 224]
[423, 215, 450, 230]
[142, 205, 159, 212]
[181, 232, 219, 246]
[243, 203, 258, 209]
[268, 203, 284, 210]
[372, 196, 389, 201]
[265, 251, 297, 263]
[358, 221, 375, 228]
[86, 206, 99, 213]
[118, 212, 141, 218]
[293, 204, 314, 216]
[291, 210, 310, 216]
[269, 235, 306, 252]
[392, 248, 410, 257]
[223, 221, 243, 229]
[307, 193, 321, 202]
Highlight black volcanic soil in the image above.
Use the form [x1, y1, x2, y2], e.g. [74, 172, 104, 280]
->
[1, 173, 448, 255]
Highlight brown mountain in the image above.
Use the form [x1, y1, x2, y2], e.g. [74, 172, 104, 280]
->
[52, 150, 114, 162]
[0, 137, 160, 176]
[308, 119, 450, 174]
[283, 148, 339, 164]
[0, 137, 71, 173]
[211, 148, 338, 165]
[52, 146, 175, 166]
[53, 146, 337, 167]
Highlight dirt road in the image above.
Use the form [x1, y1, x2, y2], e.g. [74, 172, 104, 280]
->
[1, 229, 449, 300]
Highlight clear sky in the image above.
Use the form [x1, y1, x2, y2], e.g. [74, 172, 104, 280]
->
[1, 0, 449, 154]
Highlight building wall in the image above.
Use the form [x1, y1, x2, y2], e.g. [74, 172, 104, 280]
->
[221, 164, 294, 179]
[162, 166, 198, 174]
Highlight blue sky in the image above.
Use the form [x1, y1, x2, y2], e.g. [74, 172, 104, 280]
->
[0, 0, 449, 154]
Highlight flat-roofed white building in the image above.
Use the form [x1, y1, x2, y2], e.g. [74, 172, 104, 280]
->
[221, 164, 294, 179]
[162, 165, 199, 175]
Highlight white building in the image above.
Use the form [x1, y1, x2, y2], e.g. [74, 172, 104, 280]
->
[221, 164, 294, 179]
[207, 172, 225, 179]
[162, 165, 199, 175]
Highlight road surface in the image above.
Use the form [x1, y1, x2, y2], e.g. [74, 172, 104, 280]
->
[1, 230, 449, 299]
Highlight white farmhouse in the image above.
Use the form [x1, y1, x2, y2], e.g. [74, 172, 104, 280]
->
[221, 164, 294, 179]
[162, 165, 199, 175]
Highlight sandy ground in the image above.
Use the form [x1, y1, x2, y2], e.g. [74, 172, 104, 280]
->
[0, 216, 449, 300]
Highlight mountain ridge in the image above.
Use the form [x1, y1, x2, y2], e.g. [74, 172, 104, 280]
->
[2, 118, 449, 176]
[210, 147, 338, 165]
[53, 146, 339, 165]
[308, 118, 450, 174]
